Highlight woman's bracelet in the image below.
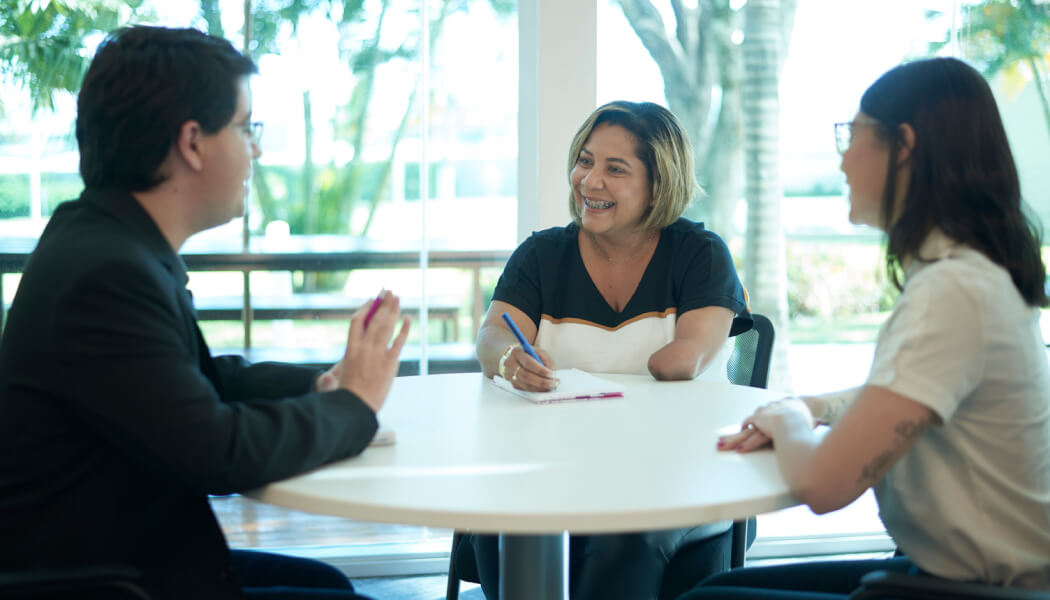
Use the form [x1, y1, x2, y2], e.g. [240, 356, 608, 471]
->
[497, 343, 519, 378]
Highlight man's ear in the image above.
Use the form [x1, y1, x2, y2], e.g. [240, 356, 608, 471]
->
[175, 120, 205, 172]
[897, 122, 915, 165]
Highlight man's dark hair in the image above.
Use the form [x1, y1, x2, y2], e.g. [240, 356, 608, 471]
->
[861, 57, 1047, 307]
[76, 26, 258, 191]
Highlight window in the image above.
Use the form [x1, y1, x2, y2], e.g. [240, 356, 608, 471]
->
[596, 0, 1049, 559]
[1, 0, 1046, 574]
[0, 0, 519, 569]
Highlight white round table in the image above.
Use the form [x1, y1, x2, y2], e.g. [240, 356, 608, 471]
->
[248, 372, 799, 599]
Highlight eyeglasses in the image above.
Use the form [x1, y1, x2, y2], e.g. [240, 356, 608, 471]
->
[241, 121, 263, 145]
[833, 119, 880, 154]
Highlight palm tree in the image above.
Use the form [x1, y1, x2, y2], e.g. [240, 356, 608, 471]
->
[614, 0, 797, 237]
[0, 0, 144, 221]
[741, 0, 791, 388]
[615, 0, 798, 387]
[0, 0, 140, 114]
[243, 0, 512, 243]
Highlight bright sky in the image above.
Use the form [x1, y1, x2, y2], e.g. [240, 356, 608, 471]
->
[595, 0, 953, 174]
[0, 0, 1008, 198]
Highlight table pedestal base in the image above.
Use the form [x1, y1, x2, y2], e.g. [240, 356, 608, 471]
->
[498, 532, 568, 600]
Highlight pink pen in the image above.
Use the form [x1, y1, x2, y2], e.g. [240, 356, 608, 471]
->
[362, 289, 386, 330]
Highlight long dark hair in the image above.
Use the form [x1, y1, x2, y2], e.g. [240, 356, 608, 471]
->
[860, 57, 1046, 307]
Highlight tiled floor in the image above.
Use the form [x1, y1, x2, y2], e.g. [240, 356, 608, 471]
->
[354, 574, 482, 600]
[211, 494, 444, 548]
[213, 495, 478, 598]
[211, 494, 892, 600]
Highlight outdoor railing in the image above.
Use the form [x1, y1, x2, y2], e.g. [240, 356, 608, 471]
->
[0, 235, 513, 369]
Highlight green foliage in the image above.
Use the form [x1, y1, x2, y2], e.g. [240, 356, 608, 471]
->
[245, 0, 323, 58]
[788, 311, 890, 345]
[40, 171, 83, 212]
[0, 171, 82, 218]
[199, 0, 224, 37]
[927, 0, 1050, 136]
[0, 0, 144, 113]
[786, 241, 898, 320]
[253, 162, 389, 235]
[929, 1, 1049, 76]
[0, 173, 29, 218]
[245, 0, 415, 247]
[486, 0, 514, 16]
[247, 0, 478, 253]
[402, 163, 439, 201]
[236, 0, 516, 248]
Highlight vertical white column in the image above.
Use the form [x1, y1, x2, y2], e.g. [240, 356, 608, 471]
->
[29, 125, 42, 222]
[419, 0, 431, 375]
[518, 0, 598, 242]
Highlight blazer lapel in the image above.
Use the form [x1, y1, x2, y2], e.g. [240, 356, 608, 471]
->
[178, 288, 225, 397]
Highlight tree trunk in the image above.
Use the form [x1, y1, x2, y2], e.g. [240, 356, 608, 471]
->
[742, 0, 792, 390]
[348, 0, 453, 236]
[334, 0, 391, 230]
[200, 0, 225, 38]
[616, 0, 742, 237]
[694, 17, 742, 239]
[301, 89, 319, 291]
[301, 89, 315, 233]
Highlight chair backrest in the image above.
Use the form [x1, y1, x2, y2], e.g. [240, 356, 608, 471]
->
[847, 570, 1050, 600]
[723, 313, 774, 572]
[726, 313, 775, 389]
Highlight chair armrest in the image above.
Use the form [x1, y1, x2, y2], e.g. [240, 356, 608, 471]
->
[851, 570, 1050, 600]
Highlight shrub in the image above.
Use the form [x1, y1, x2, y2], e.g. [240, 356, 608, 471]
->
[786, 241, 898, 319]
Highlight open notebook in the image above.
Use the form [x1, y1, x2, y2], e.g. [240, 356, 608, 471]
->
[491, 368, 626, 404]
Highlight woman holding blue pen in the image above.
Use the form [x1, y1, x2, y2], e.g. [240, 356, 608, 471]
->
[465, 101, 752, 600]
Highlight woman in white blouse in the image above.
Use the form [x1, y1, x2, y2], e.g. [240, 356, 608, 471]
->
[679, 57, 1050, 599]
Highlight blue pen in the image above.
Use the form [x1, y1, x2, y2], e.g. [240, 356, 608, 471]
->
[501, 312, 545, 366]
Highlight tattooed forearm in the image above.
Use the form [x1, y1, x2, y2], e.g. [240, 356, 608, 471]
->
[893, 419, 928, 439]
[858, 451, 895, 486]
[856, 415, 935, 487]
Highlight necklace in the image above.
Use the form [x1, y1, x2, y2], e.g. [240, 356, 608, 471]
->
[586, 230, 657, 265]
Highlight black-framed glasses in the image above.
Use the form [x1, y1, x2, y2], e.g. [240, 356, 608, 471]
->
[242, 121, 263, 145]
[833, 118, 880, 154]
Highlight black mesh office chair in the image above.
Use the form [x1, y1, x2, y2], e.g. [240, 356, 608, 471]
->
[726, 312, 774, 389]
[0, 565, 152, 599]
[847, 570, 1050, 600]
[445, 313, 776, 600]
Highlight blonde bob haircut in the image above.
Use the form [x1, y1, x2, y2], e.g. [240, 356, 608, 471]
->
[567, 101, 698, 232]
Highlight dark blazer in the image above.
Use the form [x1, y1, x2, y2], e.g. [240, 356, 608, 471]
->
[0, 187, 379, 599]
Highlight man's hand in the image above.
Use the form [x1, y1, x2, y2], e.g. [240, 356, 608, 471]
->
[337, 291, 411, 413]
[315, 362, 342, 392]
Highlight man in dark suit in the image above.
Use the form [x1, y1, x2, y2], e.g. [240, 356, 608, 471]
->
[0, 26, 409, 599]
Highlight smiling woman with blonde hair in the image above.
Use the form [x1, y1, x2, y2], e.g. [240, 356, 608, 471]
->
[461, 100, 753, 600]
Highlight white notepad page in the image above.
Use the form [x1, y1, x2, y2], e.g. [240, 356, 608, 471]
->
[491, 368, 626, 404]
